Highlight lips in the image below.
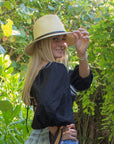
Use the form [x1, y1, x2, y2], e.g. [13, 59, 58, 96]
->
[56, 49, 64, 53]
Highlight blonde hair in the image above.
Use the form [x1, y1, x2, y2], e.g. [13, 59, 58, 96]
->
[22, 37, 68, 106]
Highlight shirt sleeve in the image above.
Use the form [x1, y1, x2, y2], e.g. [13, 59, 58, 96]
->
[31, 62, 74, 129]
[69, 65, 93, 91]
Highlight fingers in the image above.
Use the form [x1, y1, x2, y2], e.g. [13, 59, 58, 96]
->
[62, 126, 77, 141]
[62, 129, 77, 141]
[73, 30, 81, 39]
[62, 134, 77, 141]
[81, 31, 89, 36]
[78, 28, 86, 31]
[66, 124, 76, 129]
[73, 28, 89, 40]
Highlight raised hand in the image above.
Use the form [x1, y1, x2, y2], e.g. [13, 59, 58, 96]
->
[73, 28, 89, 58]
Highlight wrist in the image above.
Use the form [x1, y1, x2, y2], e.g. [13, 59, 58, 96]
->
[77, 52, 88, 61]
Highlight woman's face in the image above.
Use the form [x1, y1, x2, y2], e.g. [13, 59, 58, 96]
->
[51, 35, 67, 60]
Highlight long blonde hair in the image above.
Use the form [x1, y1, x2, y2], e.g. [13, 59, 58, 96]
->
[22, 37, 68, 106]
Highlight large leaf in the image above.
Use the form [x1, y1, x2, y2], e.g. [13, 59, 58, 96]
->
[0, 100, 13, 112]
[12, 104, 21, 118]
[0, 100, 13, 125]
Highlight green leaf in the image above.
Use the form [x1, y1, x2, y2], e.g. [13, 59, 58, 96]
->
[9, 131, 20, 144]
[0, 135, 4, 142]
[14, 127, 21, 135]
[0, 100, 13, 112]
[0, 100, 13, 125]
[48, 5, 55, 10]
[9, 119, 25, 126]
[19, 3, 38, 15]
[5, 67, 14, 74]
[12, 104, 21, 118]
[73, 101, 78, 112]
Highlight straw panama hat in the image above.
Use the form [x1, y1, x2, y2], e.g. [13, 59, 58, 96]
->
[25, 14, 75, 56]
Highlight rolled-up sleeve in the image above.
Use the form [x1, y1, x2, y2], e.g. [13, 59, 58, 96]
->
[69, 65, 93, 91]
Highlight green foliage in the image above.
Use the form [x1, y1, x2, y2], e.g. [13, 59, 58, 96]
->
[0, 0, 114, 143]
[88, 15, 114, 142]
[0, 54, 33, 143]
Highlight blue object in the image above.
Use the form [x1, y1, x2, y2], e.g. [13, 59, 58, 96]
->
[61, 139, 79, 144]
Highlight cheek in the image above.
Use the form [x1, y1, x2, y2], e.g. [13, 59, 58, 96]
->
[51, 42, 57, 51]
[51, 43, 56, 57]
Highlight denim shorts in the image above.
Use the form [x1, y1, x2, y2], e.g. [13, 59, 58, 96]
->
[61, 140, 79, 144]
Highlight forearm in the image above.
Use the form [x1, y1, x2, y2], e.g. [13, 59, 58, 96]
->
[76, 51, 90, 78]
[73, 28, 90, 78]
[79, 58, 90, 78]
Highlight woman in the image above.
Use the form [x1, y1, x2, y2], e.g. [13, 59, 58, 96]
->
[22, 14, 93, 144]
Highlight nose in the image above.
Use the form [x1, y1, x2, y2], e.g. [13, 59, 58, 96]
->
[58, 40, 66, 48]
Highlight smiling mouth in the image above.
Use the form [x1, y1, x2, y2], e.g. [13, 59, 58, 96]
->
[56, 49, 64, 52]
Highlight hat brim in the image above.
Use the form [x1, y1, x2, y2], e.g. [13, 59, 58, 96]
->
[25, 32, 75, 56]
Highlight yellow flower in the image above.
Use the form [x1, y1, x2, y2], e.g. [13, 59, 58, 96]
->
[1, 19, 13, 37]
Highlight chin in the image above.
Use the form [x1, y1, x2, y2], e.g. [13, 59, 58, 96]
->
[57, 55, 63, 58]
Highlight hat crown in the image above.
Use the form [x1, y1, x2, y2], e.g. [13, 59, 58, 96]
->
[33, 15, 66, 40]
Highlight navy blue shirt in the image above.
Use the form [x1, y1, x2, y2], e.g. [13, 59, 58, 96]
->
[30, 62, 93, 129]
